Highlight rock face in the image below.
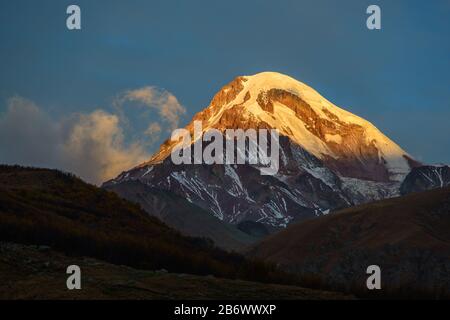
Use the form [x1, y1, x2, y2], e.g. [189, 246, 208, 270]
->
[106, 139, 352, 228]
[400, 165, 450, 195]
[104, 72, 418, 229]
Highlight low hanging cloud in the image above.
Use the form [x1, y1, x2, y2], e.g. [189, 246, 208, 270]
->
[60, 110, 150, 183]
[0, 85, 186, 184]
[0, 96, 151, 185]
[0, 97, 61, 168]
[120, 86, 186, 130]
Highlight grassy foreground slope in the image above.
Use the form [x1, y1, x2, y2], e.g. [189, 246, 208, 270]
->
[0, 242, 351, 300]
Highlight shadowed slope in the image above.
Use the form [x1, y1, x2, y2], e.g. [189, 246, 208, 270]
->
[104, 180, 259, 251]
[248, 187, 450, 297]
[0, 165, 293, 284]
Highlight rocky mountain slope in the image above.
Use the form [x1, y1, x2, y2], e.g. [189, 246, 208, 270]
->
[104, 72, 422, 231]
[247, 186, 450, 298]
[104, 180, 259, 251]
[400, 165, 450, 195]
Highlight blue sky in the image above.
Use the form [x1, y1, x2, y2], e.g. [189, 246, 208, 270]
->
[0, 0, 449, 182]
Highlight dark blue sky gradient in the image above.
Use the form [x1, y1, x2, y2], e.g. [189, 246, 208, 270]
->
[1, 0, 449, 163]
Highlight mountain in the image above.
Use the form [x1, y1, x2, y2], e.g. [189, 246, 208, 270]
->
[104, 72, 419, 231]
[0, 165, 293, 284]
[247, 187, 450, 297]
[104, 180, 259, 251]
[146, 72, 416, 182]
[400, 165, 450, 195]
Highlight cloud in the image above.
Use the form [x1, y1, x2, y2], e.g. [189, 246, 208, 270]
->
[0, 96, 149, 185]
[144, 122, 162, 144]
[0, 97, 61, 168]
[121, 86, 186, 130]
[144, 122, 162, 136]
[60, 110, 149, 184]
[0, 86, 186, 184]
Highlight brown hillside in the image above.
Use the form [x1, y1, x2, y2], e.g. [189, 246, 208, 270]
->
[248, 187, 450, 297]
[0, 165, 291, 284]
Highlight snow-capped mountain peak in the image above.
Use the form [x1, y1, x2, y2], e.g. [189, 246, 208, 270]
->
[148, 72, 416, 182]
[104, 72, 430, 232]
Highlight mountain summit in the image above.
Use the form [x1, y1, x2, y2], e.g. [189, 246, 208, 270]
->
[104, 72, 424, 238]
[147, 72, 415, 182]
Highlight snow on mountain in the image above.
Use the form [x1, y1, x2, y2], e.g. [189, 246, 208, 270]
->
[104, 72, 422, 229]
[232, 72, 413, 182]
[147, 72, 414, 182]
[400, 165, 450, 195]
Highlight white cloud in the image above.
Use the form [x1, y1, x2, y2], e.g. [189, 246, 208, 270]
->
[61, 110, 149, 184]
[0, 97, 149, 185]
[0, 97, 61, 168]
[121, 86, 186, 130]
[144, 122, 162, 135]
[0, 86, 186, 184]
[144, 122, 162, 144]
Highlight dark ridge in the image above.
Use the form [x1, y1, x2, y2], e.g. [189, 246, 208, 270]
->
[0, 165, 296, 285]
